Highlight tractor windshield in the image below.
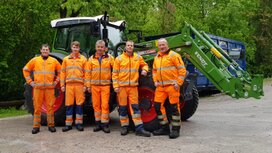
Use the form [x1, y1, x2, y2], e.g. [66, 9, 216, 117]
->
[54, 24, 100, 56]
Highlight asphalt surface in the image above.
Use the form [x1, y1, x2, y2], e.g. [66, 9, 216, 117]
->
[0, 81, 271, 153]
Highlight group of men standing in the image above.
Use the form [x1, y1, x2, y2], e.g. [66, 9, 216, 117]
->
[23, 38, 186, 139]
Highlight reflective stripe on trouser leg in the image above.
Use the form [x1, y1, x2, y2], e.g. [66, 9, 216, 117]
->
[118, 87, 129, 127]
[127, 87, 143, 130]
[33, 88, 44, 128]
[170, 103, 181, 130]
[94, 112, 101, 122]
[45, 89, 55, 127]
[91, 85, 101, 122]
[154, 86, 169, 126]
[119, 106, 129, 127]
[130, 104, 143, 130]
[154, 102, 168, 126]
[101, 86, 110, 124]
[75, 105, 83, 125]
[101, 113, 109, 124]
[65, 106, 73, 126]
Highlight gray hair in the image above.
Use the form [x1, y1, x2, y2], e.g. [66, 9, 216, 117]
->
[126, 40, 134, 45]
[96, 40, 106, 46]
[158, 38, 168, 44]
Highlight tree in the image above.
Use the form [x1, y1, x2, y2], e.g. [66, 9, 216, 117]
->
[252, 0, 272, 77]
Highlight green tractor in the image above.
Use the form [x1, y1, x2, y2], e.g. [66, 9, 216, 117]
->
[24, 13, 263, 130]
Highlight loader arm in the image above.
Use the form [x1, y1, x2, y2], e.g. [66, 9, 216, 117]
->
[136, 22, 263, 99]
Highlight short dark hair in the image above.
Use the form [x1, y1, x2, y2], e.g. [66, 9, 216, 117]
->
[41, 44, 50, 49]
[71, 41, 80, 47]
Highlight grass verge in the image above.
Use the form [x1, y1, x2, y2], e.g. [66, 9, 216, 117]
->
[0, 107, 28, 118]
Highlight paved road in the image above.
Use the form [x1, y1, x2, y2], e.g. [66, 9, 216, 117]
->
[0, 81, 271, 153]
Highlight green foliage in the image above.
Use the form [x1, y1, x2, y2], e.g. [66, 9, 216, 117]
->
[0, 0, 56, 100]
[0, 107, 28, 118]
[0, 0, 271, 100]
[252, 0, 272, 77]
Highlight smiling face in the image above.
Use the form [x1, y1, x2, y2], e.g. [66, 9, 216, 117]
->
[125, 41, 134, 55]
[158, 39, 169, 53]
[95, 40, 106, 55]
[71, 44, 80, 54]
[40, 46, 50, 57]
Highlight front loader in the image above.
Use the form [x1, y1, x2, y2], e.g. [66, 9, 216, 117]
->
[24, 13, 263, 130]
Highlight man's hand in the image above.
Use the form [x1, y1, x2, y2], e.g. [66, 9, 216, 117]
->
[30, 82, 35, 87]
[141, 70, 147, 76]
[154, 82, 160, 87]
[61, 86, 65, 92]
[53, 81, 58, 87]
[114, 87, 120, 93]
[174, 83, 180, 91]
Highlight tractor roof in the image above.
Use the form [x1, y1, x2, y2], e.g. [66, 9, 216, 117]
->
[51, 15, 125, 28]
[51, 15, 104, 28]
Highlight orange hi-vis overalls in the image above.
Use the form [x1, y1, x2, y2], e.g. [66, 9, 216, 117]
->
[85, 53, 114, 125]
[112, 52, 148, 129]
[152, 50, 186, 129]
[23, 56, 61, 128]
[60, 54, 87, 126]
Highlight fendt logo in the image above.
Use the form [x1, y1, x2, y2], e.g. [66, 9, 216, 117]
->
[195, 52, 208, 68]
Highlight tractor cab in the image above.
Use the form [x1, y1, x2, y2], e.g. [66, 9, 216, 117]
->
[50, 15, 126, 58]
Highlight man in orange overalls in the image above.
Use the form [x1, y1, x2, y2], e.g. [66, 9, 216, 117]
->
[60, 41, 87, 132]
[85, 40, 114, 133]
[23, 44, 61, 134]
[112, 40, 151, 137]
[152, 38, 186, 139]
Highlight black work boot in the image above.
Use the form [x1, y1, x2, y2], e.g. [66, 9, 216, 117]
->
[120, 126, 129, 136]
[32, 128, 40, 134]
[93, 125, 102, 132]
[93, 121, 102, 132]
[169, 130, 180, 139]
[101, 124, 110, 133]
[76, 124, 84, 131]
[153, 125, 170, 136]
[169, 126, 180, 139]
[48, 126, 56, 133]
[62, 126, 72, 132]
[135, 128, 151, 137]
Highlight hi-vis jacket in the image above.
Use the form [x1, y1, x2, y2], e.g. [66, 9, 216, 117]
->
[85, 53, 114, 87]
[23, 56, 61, 88]
[60, 54, 87, 87]
[152, 50, 186, 86]
[112, 52, 148, 88]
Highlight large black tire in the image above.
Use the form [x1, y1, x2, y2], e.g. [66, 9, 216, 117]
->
[180, 85, 199, 121]
[138, 73, 160, 132]
[164, 85, 199, 122]
[24, 83, 66, 126]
